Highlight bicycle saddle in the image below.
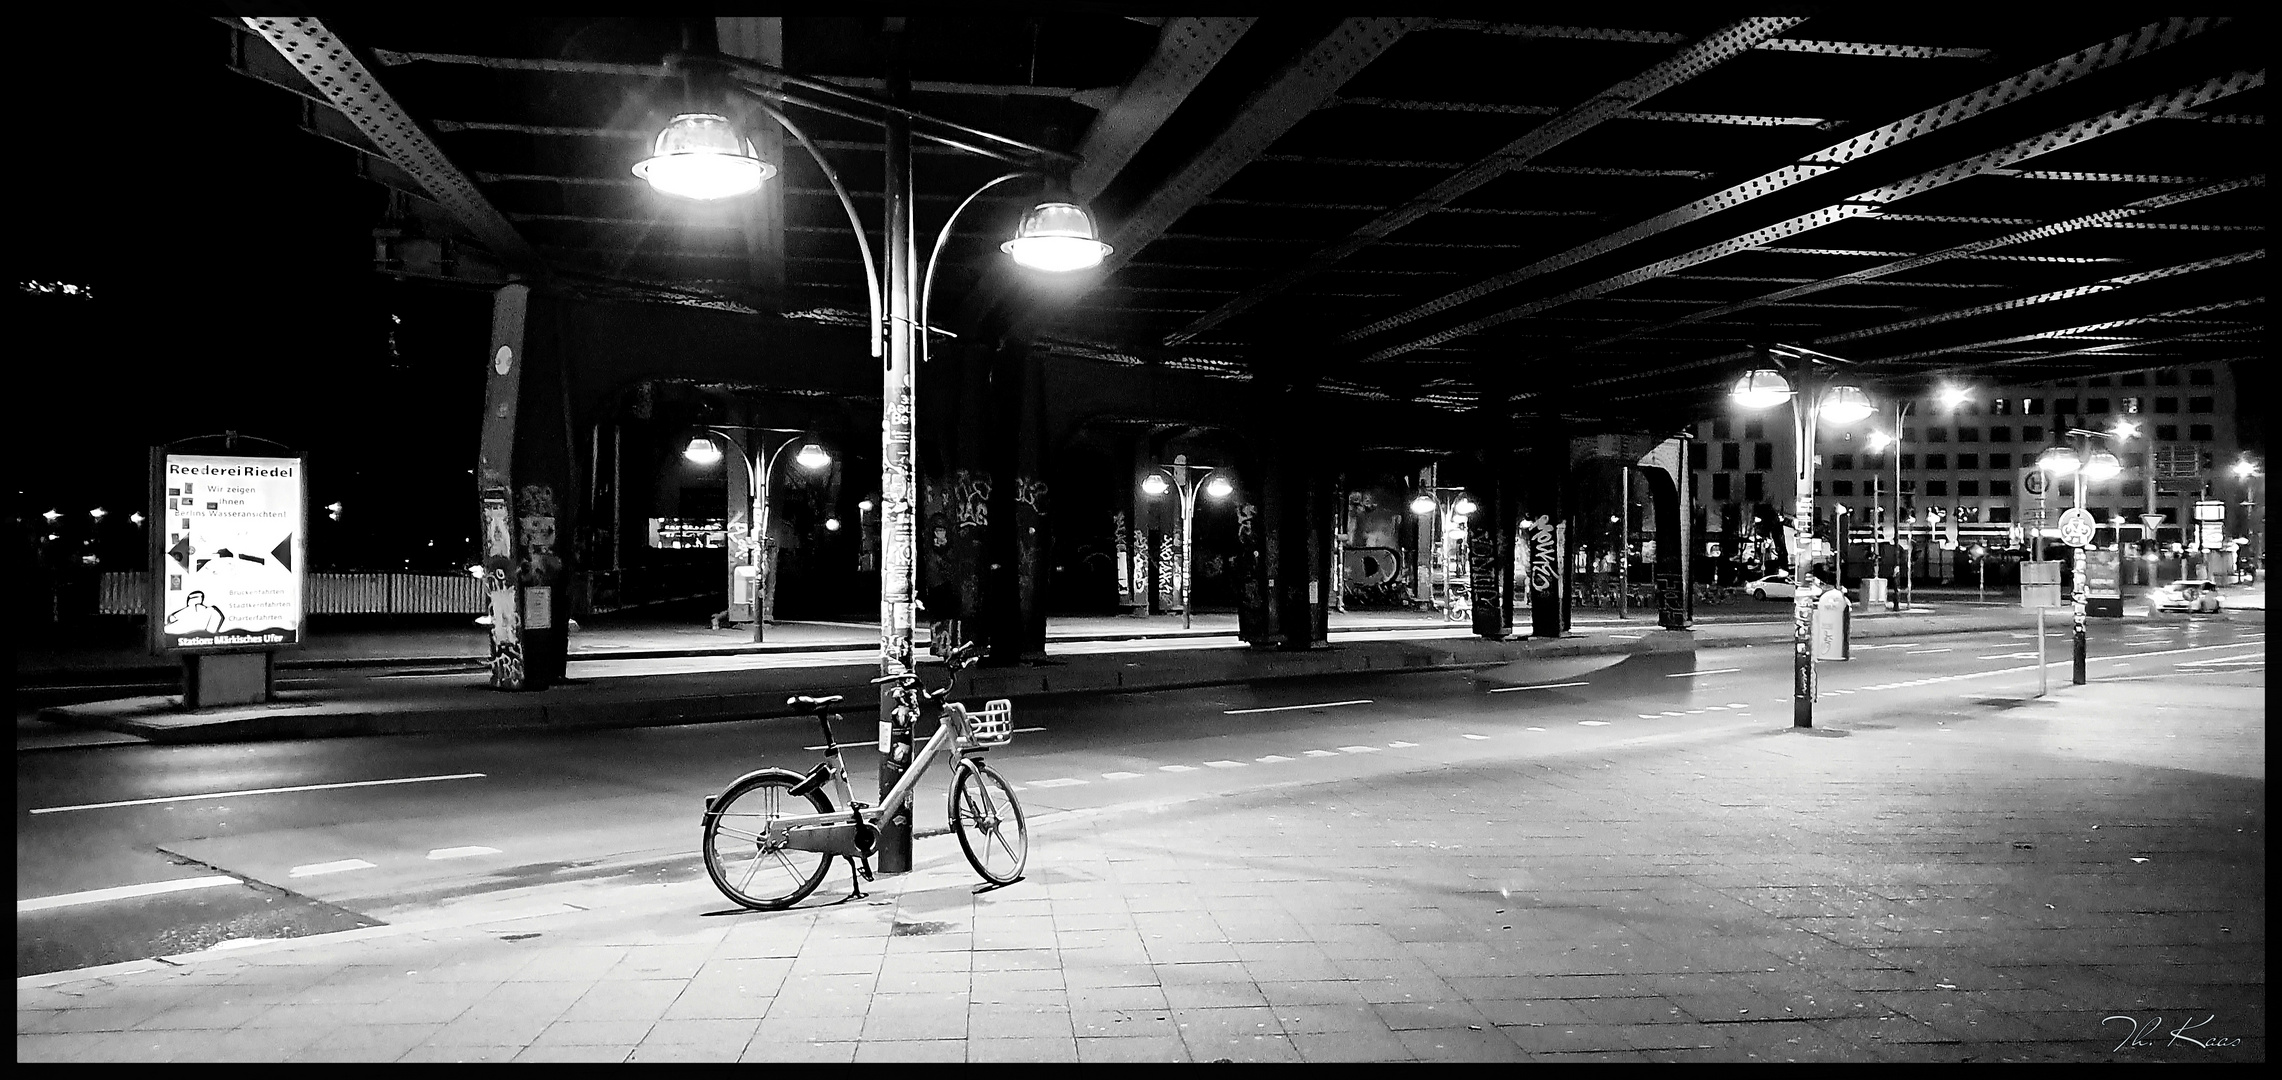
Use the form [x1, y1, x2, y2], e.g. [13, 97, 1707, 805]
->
[787, 694, 844, 713]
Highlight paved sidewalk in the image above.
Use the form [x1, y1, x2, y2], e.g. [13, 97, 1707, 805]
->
[18, 676, 2263, 1062]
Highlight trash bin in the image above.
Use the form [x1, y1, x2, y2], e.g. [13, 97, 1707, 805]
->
[1812, 588, 1851, 660]
[1862, 578, 1887, 605]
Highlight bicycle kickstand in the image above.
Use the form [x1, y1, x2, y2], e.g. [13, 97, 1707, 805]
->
[845, 854, 874, 900]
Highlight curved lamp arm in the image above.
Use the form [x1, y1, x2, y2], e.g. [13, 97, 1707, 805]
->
[737, 91, 884, 359]
[922, 170, 1039, 364]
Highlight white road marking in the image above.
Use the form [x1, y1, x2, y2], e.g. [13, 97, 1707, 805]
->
[1029, 777, 1089, 788]
[1158, 765, 1196, 773]
[1304, 750, 1339, 758]
[1905, 648, 1953, 655]
[1203, 760, 1246, 769]
[1726, 703, 1750, 708]
[1526, 727, 1547, 732]
[1224, 699, 1372, 715]
[1608, 634, 1641, 640]
[1637, 714, 1661, 719]
[425, 846, 501, 860]
[1461, 734, 1488, 740]
[30, 773, 488, 815]
[1579, 721, 1612, 727]
[1257, 755, 1295, 763]
[18, 876, 239, 913]
[1665, 669, 1741, 678]
[1389, 741, 1419, 748]
[1490, 681, 1589, 693]
[1013, 726, 1047, 734]
[1101, 772, 1143, 780]
[1978, 652, 2040, 660]
[1660, 711, 1685, 717]
[289, 859, 376, 878]
[1704, 705, 1730, 710]
[1337, 745, 1379, 754]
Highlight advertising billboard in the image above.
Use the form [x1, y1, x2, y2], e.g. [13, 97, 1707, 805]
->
[149, 451, 307, 654]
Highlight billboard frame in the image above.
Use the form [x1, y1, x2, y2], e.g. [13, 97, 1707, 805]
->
[147, 439, 310, 659]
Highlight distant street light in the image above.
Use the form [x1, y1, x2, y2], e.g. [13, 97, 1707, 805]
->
[685, 429, 832, 642]
[1139, 455, 1234, 629]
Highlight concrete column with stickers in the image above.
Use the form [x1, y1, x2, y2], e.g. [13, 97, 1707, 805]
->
[476, 283, 574, 691]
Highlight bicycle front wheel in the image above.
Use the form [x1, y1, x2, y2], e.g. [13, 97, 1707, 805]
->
[949, 760, 1027, 885]
[703, 769, 835, 910]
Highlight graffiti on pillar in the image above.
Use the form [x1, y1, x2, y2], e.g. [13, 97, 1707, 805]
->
[1014, 476, 1049, 515]
[1112, 510, 1132, 604]
[1158, 534, 1182, 610]
[953, 470, 991, 530]
[1656, 572, 1685, 628]
[481, 492, 523, 689]
[1235, 503, 1257, 544]
[1523, 515, 1559, 597]
[1468, 523, 1502, 631]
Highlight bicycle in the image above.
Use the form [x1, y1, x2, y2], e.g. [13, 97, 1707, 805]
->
[700, 641, 1028, 910]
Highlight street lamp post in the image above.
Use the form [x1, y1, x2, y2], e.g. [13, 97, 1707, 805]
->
[1140, 455, 1233, 630]
[642, 47, 1108, 875]
[2234, 458, 2263, 581]
[2040, 426, 2126, 686]
[684, 430, 829, 642]
[1731, 344, 1869, 729]
[1408, 488, 1476, 622]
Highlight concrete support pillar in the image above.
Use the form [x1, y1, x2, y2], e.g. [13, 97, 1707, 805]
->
[476, 284, 575, 690]
[1467, 410, 1514, 641]
[1238, 380, 1331, 650]
[980, 342, 1050, 661]
[1526, 418, 1568, 638]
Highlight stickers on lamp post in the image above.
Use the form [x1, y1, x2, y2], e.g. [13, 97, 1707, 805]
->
[152, 452, 306, 654]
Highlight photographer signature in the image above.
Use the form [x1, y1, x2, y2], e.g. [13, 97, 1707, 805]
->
[2103, 1014, 2241, 1051]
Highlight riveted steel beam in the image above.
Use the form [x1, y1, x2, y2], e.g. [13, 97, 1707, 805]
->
[1338, 17, 2225, 349]
[240, 17, 544, 276]
[1165, 16, 1802, 346]
[1337, 96, 1832, 127]
[1431, 22, 1996, 60]
[1361, 63, 2263, 362]
[1567, 175, 2266, 359]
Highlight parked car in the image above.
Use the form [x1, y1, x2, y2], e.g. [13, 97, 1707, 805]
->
[2147, 579, 2224, 615]
[1743, 573, 1855, 601]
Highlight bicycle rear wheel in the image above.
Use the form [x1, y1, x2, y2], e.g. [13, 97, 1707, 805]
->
[949, 760, 1027, 885]
[703, 769, 835, 910]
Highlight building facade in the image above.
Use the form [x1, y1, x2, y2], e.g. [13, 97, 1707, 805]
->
[1687, 362, 2244, 584]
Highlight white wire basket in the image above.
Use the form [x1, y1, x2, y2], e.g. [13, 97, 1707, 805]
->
[962, 699, 1014, 748]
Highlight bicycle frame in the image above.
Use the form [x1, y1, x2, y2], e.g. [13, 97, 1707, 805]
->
[761, 699, 984, 856]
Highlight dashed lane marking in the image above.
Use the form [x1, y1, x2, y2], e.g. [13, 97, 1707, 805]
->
[1389, 741, 1419, 748]
[1462, 734, 1489, 740]
[1256, 755, 1295, 763]
[1337, 745, 1379, 754]
[1489, 681, 1590, 693]
[19, 876, 240, 913]
[1579, 721, 1612, 727]
[1203, 760, 1246, 769]
[1526, 727, 1547, 732]
[1029, 777, 1089, 788]
[1224, 699, 1372, 715]
[1158, 765, 1196, 773]
[1637, 714, 1661, 719]
[1660, 711, 1685, 717]
[1665, 669, 1741, 678]
[1726, 703, 1751, 708]
[289, 860, 376, 878]
[31, 773, 488, 815]
[1101, 772, 1142, 780]
[1904, 648, 1954, 655]
[1304, 750, 1339, 758]
[425, 847, 501, 860]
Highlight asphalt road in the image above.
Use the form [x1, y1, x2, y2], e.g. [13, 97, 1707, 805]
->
[16, 616, 2262, 978]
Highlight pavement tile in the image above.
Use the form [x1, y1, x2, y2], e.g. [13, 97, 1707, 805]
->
[605, 944, 716, 981]
[1475, 997, 1593, 1027]
[1155, 960, 1254, 984]
[1061, 961, 1161, 988]
[872, 967, 972, 995]
[1182, 1030, 1306, 1062]
[397, 1043, 526, 1062]
[972, 966, 1066, 995]
[426, 1011, 557, 1046]
[1053, 909, 1139, 932]
[1257, 979, 1369, 1006]
[1355, 977, 1461, 1005]
[971, 948, 1060, 971]
[970, 1003, 1077, 1040]
[969, 1035, 1082, 1062]
[1289, 1027, 1415, 1062]
[532, 1018, 657, 1046]
[1161, 980, 1271, 1009]
[512, 1043, 637, 1062]
[1397, 1024, 1529, 1061]
[1069, 985, 1170, 1012]
[137, 1001, 274, 1030]
[1055, 942, 1154, 966]
[1375, 999, 1493, 1030]
[853, 1039, 968, 1062]
[1072, 1010, 1181, 1037]
[641, 1017, 762, 1046]
[859, 997, 970, 1042]
[556, 978, 683, 1023]
[1568, 994, 1692, 1025]
[741, 1039, 858, 1062]
[627, 1041, 746, 1062]
[284, 1022, 445, 1062]
[1500, 1023, 1638, 1055]
[1076, 1033, 1189, 1062]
